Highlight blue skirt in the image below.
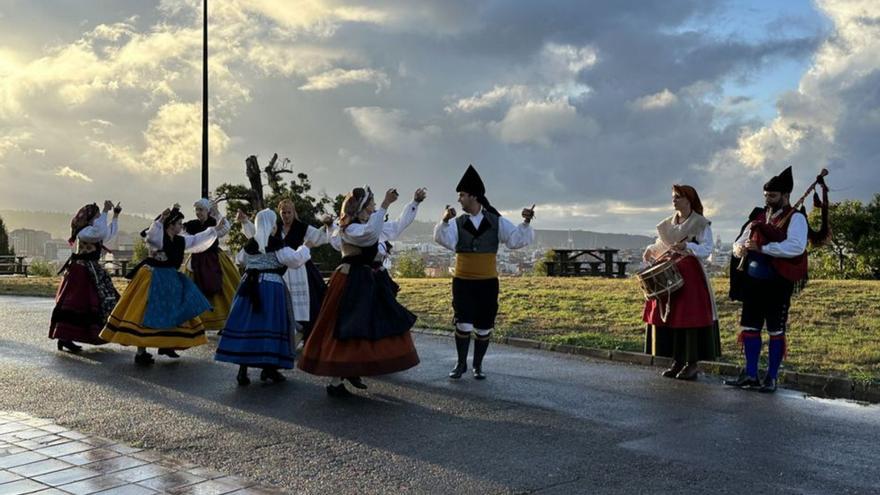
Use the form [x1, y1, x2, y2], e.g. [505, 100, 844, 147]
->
[215, 278, 294, 369]
[143, 267, 211, 329]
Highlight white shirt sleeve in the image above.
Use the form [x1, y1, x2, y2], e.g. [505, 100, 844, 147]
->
[433, 219, 458, 251]
[762, 214, 808, 258]
[183, 228, 219, 253]
[105, 216, 119, 244]
[241, 218, 256, 239]
[76, 212, 109, 244]
[305, 225, 330, 247]
[383, 201, 420, 241]
[498, 217, 535, 250]
[276, 246, 311, 269]
[329, 224, 342, 252]
[341, 208, 386, 247]
[686, 225, 714, 260]
[732, 223, 751, 259]
[145, 220, 164, 250]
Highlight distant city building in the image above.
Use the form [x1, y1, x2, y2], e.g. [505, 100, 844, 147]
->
[9, 229, 52, 258]
[43, 239, 72, 261]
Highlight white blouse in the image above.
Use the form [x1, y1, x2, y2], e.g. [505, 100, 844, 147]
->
[433, 206, 534, 251]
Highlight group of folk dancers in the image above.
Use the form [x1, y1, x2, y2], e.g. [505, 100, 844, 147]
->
[47, 164, 806, 396]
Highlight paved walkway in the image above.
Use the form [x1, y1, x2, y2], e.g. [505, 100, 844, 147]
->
[0, 411, 282, 495]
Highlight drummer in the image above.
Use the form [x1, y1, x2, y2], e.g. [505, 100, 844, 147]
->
[641, 185, 721, 380]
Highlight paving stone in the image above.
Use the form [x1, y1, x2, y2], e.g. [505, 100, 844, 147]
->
[29, 489, 71, 494]
[33, 466, 101, 486]
[59, 474, 128, 495]
[106, 444, 143, 455]
[169, 479, 245, 495]
[83, 456, 148, 475]
[59, 448, 122, 466]
[111, 464, 174, 483]
[0, 451, 49, 469]
[93, 485, 159, 494]
[0, 468, 24, 483]
[136, 471, 206, 492]
[34, 441, 94, 458]
[0, 478, 51, 495]
[7, 458, 73, 477]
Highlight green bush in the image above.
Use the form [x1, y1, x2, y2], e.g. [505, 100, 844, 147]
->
[394, 251, 427, 278]
[28, 259, 56, 277]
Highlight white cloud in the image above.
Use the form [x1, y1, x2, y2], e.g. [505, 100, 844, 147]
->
[445, 85, 530, 113]
[345, 106, 440, 152]
[56, 166, 93, 182]
[632, 89, 678, 110]
[489, 99, 598, 146]
[299, 68, 390, 92]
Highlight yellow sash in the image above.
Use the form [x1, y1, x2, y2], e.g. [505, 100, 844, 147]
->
[455, 253, 498, 280]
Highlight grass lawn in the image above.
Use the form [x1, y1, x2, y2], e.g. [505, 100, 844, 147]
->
[2, 275, 878, 382]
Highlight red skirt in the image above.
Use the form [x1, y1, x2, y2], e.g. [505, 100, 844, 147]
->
[298, 269, 419, 377]
[49, 263, 106, 345]
[642, 256, 713, 328]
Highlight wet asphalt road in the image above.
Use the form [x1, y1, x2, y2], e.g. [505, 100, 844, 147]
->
[0, 295, 878, 494]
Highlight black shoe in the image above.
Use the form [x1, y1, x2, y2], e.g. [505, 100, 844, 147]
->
[326, 384, 353, 398]
[237, 367, 250, 386]
[448, 363, 467, 379]
[57, 340, 83, 353]
[723, 372, 760, 389]
[473, 367, 486, 380]
[260, 368, 286, 383]
[661, 361, 684, 378]
[158, 348, 180, 358]
[675, 363, 700, 381]
[134, 352, 155, 365]
[346, 377, 368, 389]
[759, 377, 778, 393]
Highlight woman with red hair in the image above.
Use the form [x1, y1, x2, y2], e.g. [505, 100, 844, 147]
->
[642, 185, 721, 380]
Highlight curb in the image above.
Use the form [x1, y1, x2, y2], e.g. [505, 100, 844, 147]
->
[412, 329, 880, 404]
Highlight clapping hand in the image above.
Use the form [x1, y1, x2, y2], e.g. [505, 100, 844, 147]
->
[235, 209, 248, 223]
[442, 205, 456, 223]
[413, 188, 427, 203]
[381, 188, 399, 209]
[522, 204, 536, 223]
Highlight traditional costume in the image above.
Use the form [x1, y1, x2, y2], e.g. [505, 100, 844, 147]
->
[434, 165, 534, 380]
[642, 187, 721, 380]
[298, 188, 419, 397]
[725, 167, 808, 393]
[182, 199, 240, 331]
[241, 213, 330, 341]
[99, 206, 228, 364]
[215, 209, 311, 386]
[49, 204, 120, 352]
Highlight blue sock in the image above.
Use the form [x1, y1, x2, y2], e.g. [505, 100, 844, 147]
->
[767, 336, 785, 379]
[743, 334, 762, 378]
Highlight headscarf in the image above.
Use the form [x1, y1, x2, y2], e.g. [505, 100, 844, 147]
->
[254, 209, 277, 254]
[69, 203, 100, 245]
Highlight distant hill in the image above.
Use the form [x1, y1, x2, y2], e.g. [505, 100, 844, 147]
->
[397, 220, 653, 250]
[0, 209, 153, 239]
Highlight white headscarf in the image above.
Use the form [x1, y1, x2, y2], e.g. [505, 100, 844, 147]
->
[193, 198, 212, 211]
[254, 209, 277, 254]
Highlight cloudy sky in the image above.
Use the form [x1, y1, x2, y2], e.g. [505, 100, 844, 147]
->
[1, 0, 878, 239]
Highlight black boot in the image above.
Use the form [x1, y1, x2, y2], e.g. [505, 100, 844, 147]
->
[472, 337, 490, 380]
[346, 377, 368, 389]
[260, 368, 286, 383]
[449, 333, 470, 379]
[723, 371, 760, 389]
[134, 351, 154, 365]
[759, 376, 778, 393]
[326, 383, 353, 398]
[237, 366, 250, 386]
[57, 340, 83, 353]
[158, 348, 180, 358]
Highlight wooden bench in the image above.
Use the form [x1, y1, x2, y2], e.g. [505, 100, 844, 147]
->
[0, 255, 28, 276]
[615, 261, 629, 278]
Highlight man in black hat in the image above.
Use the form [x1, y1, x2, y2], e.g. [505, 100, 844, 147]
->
[434, 164, 535, 380]
[725, 166, 808, 393]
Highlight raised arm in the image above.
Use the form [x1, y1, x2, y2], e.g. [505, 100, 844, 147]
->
[145, 220, 164, 250]
[341, 207, 387, 247]
[383, 200, 420, 241]
[76, 212, 109, 244]
[276, 245, 311, 269]
[498, 216, 534, 250]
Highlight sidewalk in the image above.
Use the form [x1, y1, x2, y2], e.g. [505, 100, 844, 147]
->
[0, 411, 284, 495]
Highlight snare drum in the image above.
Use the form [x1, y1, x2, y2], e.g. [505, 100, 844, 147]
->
[636, 258, 684, 301]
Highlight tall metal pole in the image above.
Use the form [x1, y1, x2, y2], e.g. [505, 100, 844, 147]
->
[201, 0, 209, 199]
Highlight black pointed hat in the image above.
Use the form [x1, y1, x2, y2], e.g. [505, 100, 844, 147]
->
[456, 164, 486, 197]
[763, 166, 794, 194]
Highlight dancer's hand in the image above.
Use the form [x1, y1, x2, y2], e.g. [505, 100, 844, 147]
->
[522, 204, 535, 223]
[103, 200, 114, 212]
[442, 205, 456, 223]
[320, 214, 334, 227]
[235, 209, 248, 223]
[381, 188, 399, 209]
[413, 188, 427, 203]
[112, 202, 122, 217]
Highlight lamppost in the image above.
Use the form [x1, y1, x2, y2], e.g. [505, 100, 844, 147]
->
[201, 0, 209, 199]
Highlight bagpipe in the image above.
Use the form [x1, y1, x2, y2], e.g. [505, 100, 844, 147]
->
[734, 168, 831, 279]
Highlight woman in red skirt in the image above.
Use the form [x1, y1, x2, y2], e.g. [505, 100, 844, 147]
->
[298, 187, 419, 397]
[642, 185, 720, 380]
[49, 201, 121, 352]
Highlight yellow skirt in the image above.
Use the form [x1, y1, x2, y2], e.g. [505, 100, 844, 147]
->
[182, 251, 241, 330]
[99, 266, 208, 349]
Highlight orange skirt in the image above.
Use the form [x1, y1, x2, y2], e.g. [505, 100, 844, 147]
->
[298, 269, 419, 377]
